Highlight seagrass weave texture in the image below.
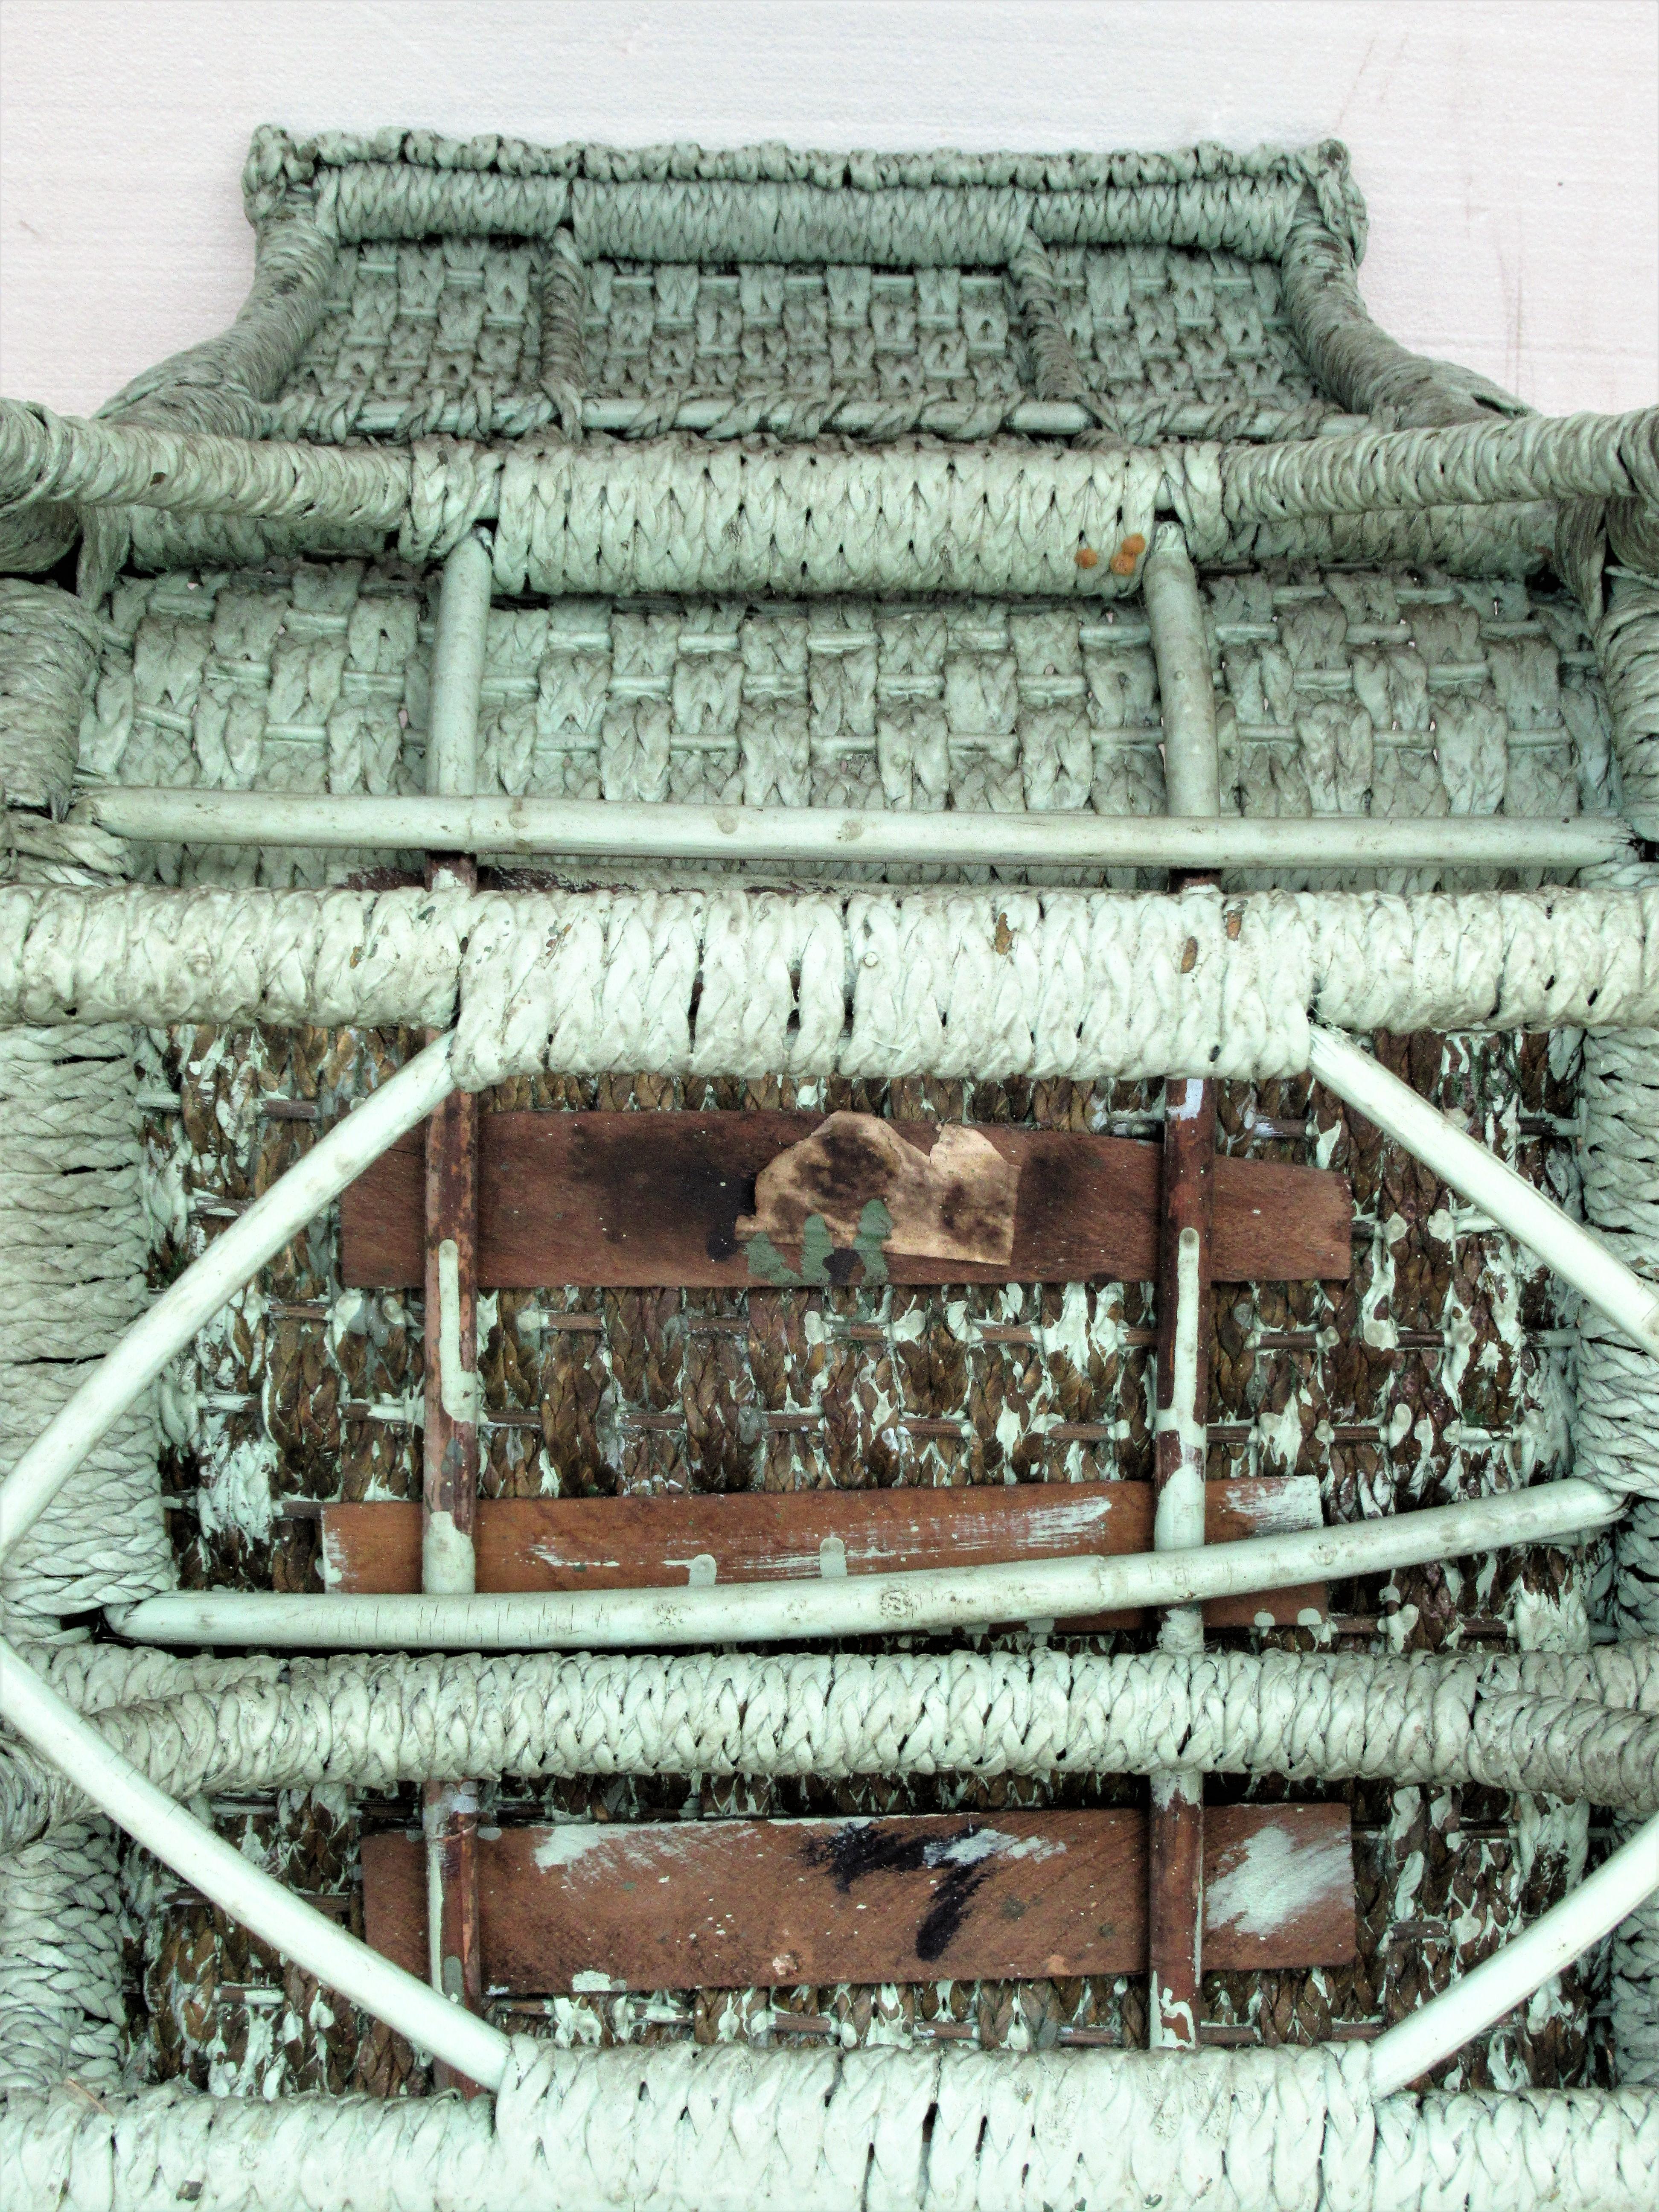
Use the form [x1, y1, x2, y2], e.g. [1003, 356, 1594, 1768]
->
[1, 120, 1659, 2209]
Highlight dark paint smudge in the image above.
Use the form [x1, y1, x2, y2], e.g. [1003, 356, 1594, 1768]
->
[799, 1820, 1001, 1964]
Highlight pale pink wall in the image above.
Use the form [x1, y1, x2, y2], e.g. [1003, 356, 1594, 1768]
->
[2, 0, 1654, 419]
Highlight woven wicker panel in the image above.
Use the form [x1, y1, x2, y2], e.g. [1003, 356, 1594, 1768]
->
[120, 1022, 1604, 2098]
[260, 243, 1324, 446]
[81, 565, 1612, 891]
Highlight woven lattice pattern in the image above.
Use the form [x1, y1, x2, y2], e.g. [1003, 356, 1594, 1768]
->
[261, 242, 1326, 445]
[76, 565, 1611, 890]
[115, 1018, 1601, 2098]
[142, 1030, 1582, 1525]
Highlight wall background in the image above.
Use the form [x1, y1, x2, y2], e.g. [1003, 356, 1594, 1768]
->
[1, 0, 1654, 421]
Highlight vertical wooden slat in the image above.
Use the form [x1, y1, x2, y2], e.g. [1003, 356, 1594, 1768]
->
[421, 853, 485, 2095]
[422, 970, 480, 1594]
[1149, 1074, 1215, 2049]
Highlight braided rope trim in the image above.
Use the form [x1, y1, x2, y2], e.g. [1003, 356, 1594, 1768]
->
[263, 387, 1350, 449]
[0, 882, 1654, 1084]
[0, 1025, 166, 1644]
[1, 402, 1646, 597]
[1576, 982, 1659, 2081]
[3, 2042, 1656, 2212]
[4, 1642, 1657, 1854]
[243, 125, 1366, 252]
[122, 493, 1564, 592]
[0, 582, 108, 815]
[1598, 576, 1659, 840]
[0, 1823, 123, 2100]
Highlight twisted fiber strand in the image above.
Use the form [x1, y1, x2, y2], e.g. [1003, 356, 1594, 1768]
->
[1597, 575, 1659, 840]
[297, 157, 1328, 264]
[0, 1823, 124, 2100]
[3, 2043, 1657, 2211]
[65, 206, 347, 601]
[244, 124, 1362, 233]
[0, 501, 76, 578]
[576, 387, 1033, 446]
[1276, 195, 1525, 432]
[269, 388, 1344, 449]
[5, 400, 1649, 570]
[1008, 233, 1108, 422]
[481, 430, 1629, 595]
[0, 880, 1619, 1071]
[1573, 995, 1659, 1639]
[321, 163, 572, 245]
[0, 1027, 165, 1642]
[5, 1644, 1657, 1849]
[1222, 405, 1659, 525]
[128, 467, 1556, 589]
[0, 401, 409, 526]
[0, 582, 108, 814]
[1573, 908, 1659, 2076]
[1609, 489, 1659, 577]
[483, 437, 1164, 600]
[537, 228, 586, 438]
[96, 212, 339, 447]
[573, 178, 1031, 267]
[119, 503, 397, 579]
[1, 883, 1657, 1082]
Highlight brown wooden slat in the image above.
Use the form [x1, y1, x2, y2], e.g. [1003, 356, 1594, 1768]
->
[1149, 1071, 1217, 2047]
[319, 1478, 1327, 1627]
[341, 1114, 1351, 1289]
[421, 856, 486, 2097]
[361, 1804, 1353, 1994]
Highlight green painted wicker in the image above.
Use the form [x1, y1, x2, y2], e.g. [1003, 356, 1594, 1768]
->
[0, 130, 1657, 2212]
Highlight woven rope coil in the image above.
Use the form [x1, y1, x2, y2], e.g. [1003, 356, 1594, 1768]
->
[0, 881, 1653, 1083]
[0, 582, 107, 815]
[3, 1642, 1658, 1854]
[0, 1026, 166, 1643]
[3, 2040, 1657, 2212]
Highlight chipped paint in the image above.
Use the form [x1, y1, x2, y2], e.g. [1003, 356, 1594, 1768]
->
[922, 1825, 1066, 1871]
[531, 1825, 632, 1872]
[1150, 1979, 1196, 2049]
[436, 1238, 480, 1426]
[422, 1508, 475, 1596]
[1164, 1077, 1205, 1124]
[1206, 1820, 1351, 1941]
[1214, 1474, 1322, 1537]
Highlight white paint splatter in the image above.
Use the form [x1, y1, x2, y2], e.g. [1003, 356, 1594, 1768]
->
[532, 1826, 628, 1871]
[196, 1433, 280, 1545]
[422, 1509, 476, 1595]
[923, 1826, 1066, 1871]
[1215, 1474, 1322, 1537]
[1206, 1822, 1351, 1941]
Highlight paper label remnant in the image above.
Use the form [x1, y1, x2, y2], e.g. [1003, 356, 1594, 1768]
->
[738, 1113, 1019, 1279]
